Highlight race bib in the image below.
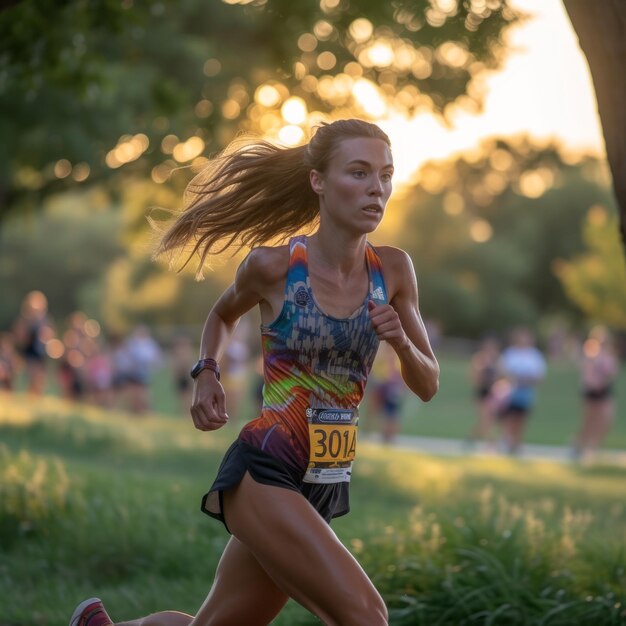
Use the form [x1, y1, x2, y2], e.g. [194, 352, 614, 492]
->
[303, 408, 358, 484]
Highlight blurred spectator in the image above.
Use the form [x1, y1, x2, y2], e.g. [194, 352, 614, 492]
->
[221, 317, 251, 424]
[498, 327, 547, 455]
[466, 335, 501, 447]
[124, 324, 163, 413]
[12, 290, 55, 395]
[376, 341, 406, 443]
[57, 311, 89, 401]
[84, 337, 114, 408]
[0, 332, 19, 391]
[571, 326, 620, 460]
[369, 342, 406, 444]
[110, 333, 134, 408]
[170, 332, 195, 414]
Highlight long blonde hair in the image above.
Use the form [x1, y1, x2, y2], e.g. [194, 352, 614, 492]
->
[157, 118, 391, 271]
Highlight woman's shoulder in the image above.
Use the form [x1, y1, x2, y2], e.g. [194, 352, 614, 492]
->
[239, 244, 290, 284]
[373, 246, 417, 294]
[370, 245, 418, 301]
[372, 245, 414, 270]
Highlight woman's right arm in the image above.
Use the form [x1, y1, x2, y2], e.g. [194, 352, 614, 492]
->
[190, 247, 286, 431]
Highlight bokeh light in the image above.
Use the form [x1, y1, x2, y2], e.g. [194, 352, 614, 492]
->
[278, 125, 305, 146]
[470, 219, 493, 242]
[255, 84, 282, 108]
[281, 97, 308, 125]
[172, 137, 205, 163]
[54, 159, 72, 179]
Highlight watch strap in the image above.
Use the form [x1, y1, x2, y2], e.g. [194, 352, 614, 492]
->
[191, 358, 221, 380]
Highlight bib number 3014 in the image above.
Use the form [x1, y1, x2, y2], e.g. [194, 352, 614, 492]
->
[303, 408, 358, 484]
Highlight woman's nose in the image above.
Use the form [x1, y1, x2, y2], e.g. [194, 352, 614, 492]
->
[368, 178, 383, 195]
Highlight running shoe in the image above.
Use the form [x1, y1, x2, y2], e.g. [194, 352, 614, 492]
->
[69, 597, 114, 626]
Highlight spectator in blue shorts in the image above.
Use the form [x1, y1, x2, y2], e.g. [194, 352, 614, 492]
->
[498, 327, 546, 454]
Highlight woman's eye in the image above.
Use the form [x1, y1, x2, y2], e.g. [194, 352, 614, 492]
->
[352, 170, 366, 177]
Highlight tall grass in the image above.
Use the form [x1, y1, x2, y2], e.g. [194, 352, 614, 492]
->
[1, 394, 625, 625]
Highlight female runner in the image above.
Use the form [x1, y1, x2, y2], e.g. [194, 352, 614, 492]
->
[70, 118, 439, 626]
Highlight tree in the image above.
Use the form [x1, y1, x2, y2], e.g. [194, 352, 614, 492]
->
[388, 137, 616, 337]
[0, 189, 124, 329]
[554, 206, 626, 329]
[564, 0, 626, 255]
[0, 0, 522, 220]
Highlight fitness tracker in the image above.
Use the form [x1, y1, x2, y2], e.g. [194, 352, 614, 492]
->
[190, 358, 221, 381]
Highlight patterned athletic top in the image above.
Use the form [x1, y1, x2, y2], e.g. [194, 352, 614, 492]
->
[239, 235, 388, 474]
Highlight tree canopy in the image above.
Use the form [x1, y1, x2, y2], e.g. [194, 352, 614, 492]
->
[0, 0, 521, 219]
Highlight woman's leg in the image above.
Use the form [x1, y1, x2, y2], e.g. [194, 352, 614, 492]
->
[88, 475, 387, 626]
[507, 412, 527, 453]
[576, 402, 596, 453]
[223, 472, 388, 626]
[500, 411, 526, 454]
[115, 536, 289, 626]
[471, 399, 495, 442]
[588, 400, 615, 451]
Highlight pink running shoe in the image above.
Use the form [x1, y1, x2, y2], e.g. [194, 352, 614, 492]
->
[69, 598, 114, 626]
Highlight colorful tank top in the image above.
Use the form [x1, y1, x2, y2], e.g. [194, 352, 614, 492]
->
[239, 235, 388, 480]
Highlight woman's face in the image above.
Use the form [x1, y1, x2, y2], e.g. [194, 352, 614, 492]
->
[310, 137, 394, 234]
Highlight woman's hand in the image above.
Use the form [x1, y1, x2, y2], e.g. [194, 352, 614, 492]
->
[368, 300, 409, 352]
[367, 247, 439, 401]
[190, 370, 229, 431]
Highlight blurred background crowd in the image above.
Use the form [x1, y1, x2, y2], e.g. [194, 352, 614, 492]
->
[1, 289, 623, 462]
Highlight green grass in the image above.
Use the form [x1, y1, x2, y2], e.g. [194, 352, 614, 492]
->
[144, 354, 626, 449]
[1, 394, 626, 625]
[16, 352, 626, 450]
[360, 355, 626, 449]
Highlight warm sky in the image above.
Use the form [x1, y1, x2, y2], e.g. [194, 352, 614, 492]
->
[379, 0, 606, 185]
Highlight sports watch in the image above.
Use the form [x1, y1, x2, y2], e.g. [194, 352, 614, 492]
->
[190, 358, 221, 381]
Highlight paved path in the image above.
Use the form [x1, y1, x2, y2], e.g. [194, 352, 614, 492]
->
[361, 433, 626, 466]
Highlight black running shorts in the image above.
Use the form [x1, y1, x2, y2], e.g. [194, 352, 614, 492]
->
[201, 439, 350, 532]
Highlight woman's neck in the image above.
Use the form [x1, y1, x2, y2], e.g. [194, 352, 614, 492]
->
[307, 230, 367, 277]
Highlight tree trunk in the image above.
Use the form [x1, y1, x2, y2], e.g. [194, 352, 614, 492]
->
[563, 0, 626, 255]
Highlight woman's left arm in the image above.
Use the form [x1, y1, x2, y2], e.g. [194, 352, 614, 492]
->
[368, 247, 439, 401]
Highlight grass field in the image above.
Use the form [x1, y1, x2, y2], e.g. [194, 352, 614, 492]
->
[391, 356, 626, 449]
[147, 354, 626, 450]
[19, 353, 626, 450]
[1, 392, 625, 625]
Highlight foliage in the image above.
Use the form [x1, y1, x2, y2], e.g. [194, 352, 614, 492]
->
[0, 181, 231, 333]
[0, 139, 619, 337]
[0, 189, 124, 329]
[390, 138, 618, 336]
[1, 395, 625, 625]
[0, 0, 522, 218]
[554, 206, 626, 329]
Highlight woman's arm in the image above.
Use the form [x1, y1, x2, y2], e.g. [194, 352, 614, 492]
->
[191, 246, 287, 431]
[368, 247, 439, 401]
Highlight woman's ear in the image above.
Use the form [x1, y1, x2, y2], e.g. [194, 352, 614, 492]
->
[310, 169, 324, 195]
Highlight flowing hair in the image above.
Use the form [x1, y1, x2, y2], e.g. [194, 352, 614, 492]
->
[155, 118, 391, 273]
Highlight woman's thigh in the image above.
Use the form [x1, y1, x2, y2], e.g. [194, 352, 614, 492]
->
[223, 473, 388, 626]
[192, 535, 289, 626]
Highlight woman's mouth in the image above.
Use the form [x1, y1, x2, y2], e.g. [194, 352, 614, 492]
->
[362, 204, 382, 214]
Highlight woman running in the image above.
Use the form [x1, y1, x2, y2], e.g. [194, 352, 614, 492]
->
[70, 118, 439, 626]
